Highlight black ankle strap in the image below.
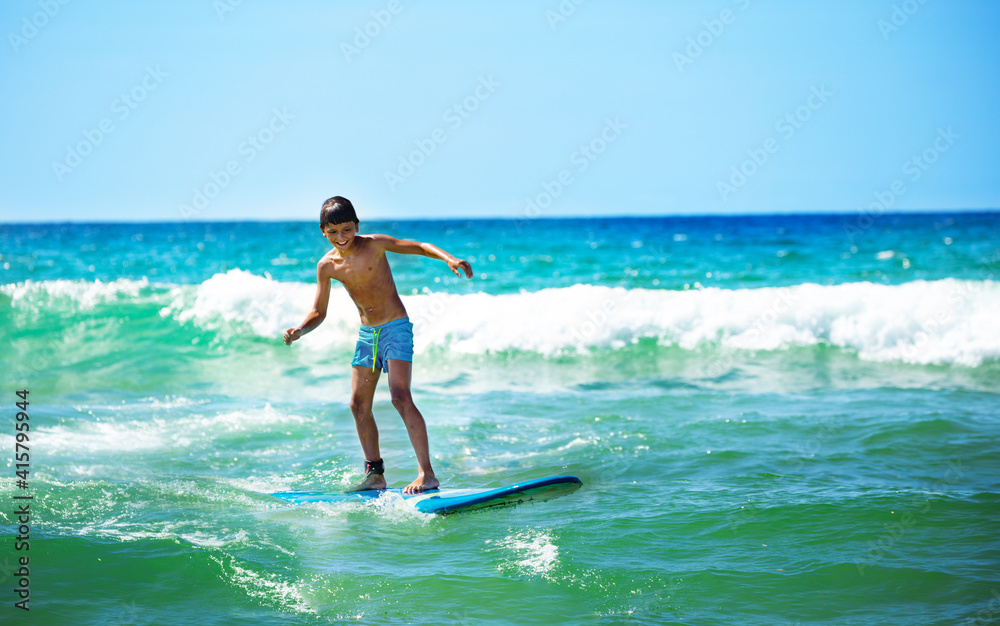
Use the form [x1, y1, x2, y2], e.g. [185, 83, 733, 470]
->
[365, 459, 384, 475]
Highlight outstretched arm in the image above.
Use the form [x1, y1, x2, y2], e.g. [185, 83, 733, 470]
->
[374, 234, 473, 278]
[283, 262, 332, 345]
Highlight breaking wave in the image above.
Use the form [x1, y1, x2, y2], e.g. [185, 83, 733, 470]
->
[5, 270, 999, 366]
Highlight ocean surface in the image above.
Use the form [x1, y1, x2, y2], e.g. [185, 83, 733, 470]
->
[2, 213, 999, 625]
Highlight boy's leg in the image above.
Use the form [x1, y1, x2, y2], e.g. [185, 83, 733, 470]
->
[346, 365, 386, 491]
[386, 359, 439, 494]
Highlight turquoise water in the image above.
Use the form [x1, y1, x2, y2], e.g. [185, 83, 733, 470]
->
[2, 213, 999, 624]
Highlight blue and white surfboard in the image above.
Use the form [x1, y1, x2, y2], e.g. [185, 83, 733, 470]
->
[271, 475, 582, 515]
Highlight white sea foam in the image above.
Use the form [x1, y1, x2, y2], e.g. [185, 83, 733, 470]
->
[365, 491, 436, 523]
[157, 270, 1000, 367]
[160, 269, 325, 338]
[487, 529, 560, 578]
[11, 270, 998, 366]
[211, 554, 315, 614]
[39, 404, 313, 454]
[1, 277, 150, 310]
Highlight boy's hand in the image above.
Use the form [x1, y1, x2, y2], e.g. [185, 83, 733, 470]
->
[448, 258, 473, 279]
[283, 328, 302, 345]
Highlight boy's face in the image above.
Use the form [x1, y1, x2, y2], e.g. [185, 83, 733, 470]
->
[322, 221, 358, 251]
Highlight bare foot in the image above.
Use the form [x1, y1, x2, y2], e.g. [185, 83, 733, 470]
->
[345, 472, 387, 492]
[403, 473, 439, 495]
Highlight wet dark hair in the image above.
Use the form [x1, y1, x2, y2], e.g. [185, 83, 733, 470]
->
[320, 196, 359, 229]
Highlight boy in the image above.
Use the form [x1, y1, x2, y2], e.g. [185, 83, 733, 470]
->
[283, 196, 473, 494]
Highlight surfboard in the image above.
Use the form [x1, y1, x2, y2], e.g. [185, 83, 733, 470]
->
[270, 475, 582, 515]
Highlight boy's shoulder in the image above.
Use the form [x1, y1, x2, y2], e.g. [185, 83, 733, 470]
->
[360, 233, 399, 251]
[317, 248, 342, 270]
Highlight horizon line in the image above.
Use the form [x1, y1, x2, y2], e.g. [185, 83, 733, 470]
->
[1, 207, 998, 226]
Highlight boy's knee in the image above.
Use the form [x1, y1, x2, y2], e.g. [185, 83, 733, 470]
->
[390, 389, 413, 412]
[350, 396, 370, 417]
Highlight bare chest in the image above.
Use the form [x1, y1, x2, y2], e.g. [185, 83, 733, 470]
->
[330, 254, 389, 290]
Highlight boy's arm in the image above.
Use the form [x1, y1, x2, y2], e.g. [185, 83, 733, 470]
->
[283, 261, 332, 345]
[373, 234, 473, 278]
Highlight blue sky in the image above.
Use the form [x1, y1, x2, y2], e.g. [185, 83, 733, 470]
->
[1, 0, 998, 222]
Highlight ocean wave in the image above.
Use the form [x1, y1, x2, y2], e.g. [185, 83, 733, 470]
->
[8, 270, 1000, 366]
[1, 276, 151, 310]
[40, 404, 314, 455]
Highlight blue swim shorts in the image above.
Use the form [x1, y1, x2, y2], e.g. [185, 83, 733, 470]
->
[351, 317, 414, 372]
